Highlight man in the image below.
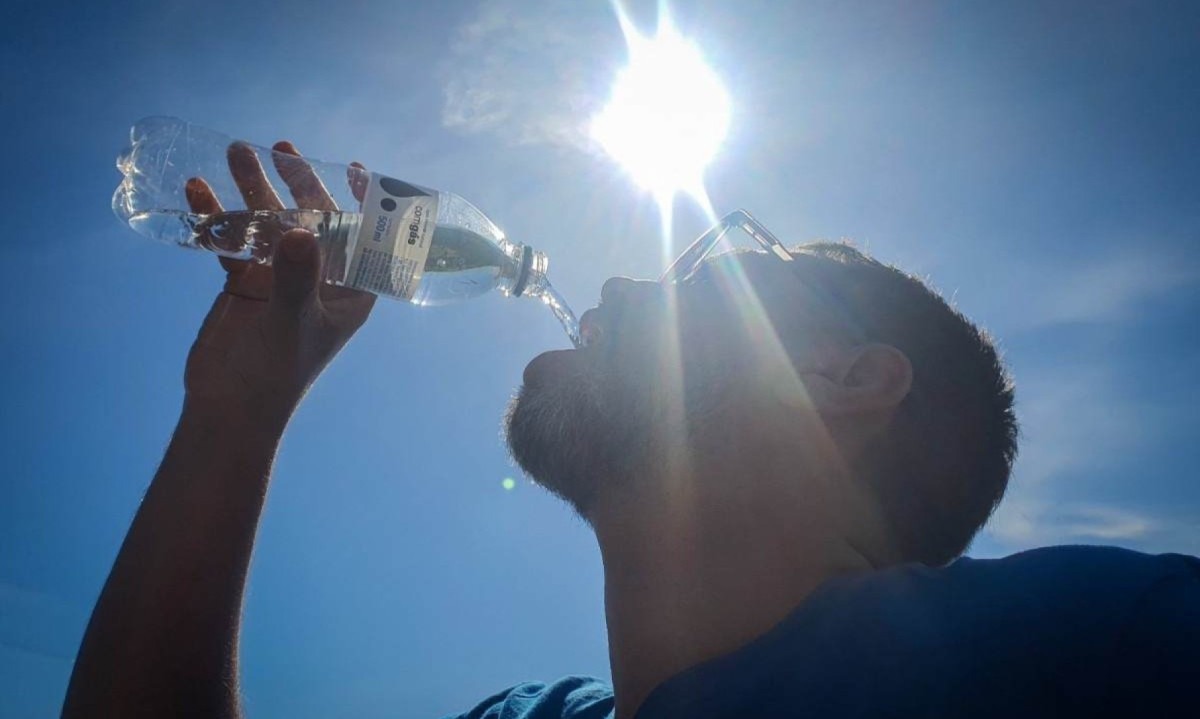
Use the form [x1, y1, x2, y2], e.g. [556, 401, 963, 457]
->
[63, 143, 1198, 719]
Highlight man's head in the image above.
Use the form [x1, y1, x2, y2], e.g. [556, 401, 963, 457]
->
[505, 242, 1017, 567]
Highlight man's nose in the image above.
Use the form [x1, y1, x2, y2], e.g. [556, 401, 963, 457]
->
[600, 276, 661, 306]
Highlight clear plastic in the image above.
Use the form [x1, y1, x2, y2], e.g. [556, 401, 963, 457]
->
[114, 116, 580, 345]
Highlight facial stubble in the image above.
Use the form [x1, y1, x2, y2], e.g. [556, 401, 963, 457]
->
[503, 359, 656, 520]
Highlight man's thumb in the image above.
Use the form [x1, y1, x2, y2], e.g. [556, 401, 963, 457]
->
[271, 228, 321, 313]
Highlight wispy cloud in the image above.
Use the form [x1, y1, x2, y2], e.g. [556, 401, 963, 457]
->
[1008, 365, 1149, 487]
[989, 500, 1157, 544]
[962, 242, 1200, 555]
[980, 360, 1198, 554]
[440, 0, 617, 151]
[983, 248, 1199, 334]
[986, 496, 1200, 555]
[1032, 251, 1197, 328]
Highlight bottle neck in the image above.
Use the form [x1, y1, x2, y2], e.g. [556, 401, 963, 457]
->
[497, 241, 582, 346]
[499, 241, 550, 299]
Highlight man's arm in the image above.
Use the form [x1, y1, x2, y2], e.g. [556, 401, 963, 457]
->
[61, 397, 288, 718]
[62, 142, 375, 719]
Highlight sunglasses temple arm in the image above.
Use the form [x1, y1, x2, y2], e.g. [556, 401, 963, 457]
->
[659, 222, 734, 282]
[734, 213, 793, 263]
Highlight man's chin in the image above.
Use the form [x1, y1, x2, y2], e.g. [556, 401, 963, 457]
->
[503, 360, 614, 516]
[505, 344, 661, 518]
[522, 348, 583, 388]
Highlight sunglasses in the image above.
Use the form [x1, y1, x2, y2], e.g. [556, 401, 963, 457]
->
[660, 209, 869, 343]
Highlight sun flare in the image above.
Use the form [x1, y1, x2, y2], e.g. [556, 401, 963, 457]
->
[591, 4, 731, 210]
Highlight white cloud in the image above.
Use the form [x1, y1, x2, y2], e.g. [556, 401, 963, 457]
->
[440, 0, 617, 150]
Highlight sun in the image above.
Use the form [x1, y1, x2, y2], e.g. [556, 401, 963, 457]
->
[590, 4, 731, 210]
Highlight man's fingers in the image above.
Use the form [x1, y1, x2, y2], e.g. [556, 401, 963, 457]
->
[272, 141, 337, 211]
[185, 177, 223, 214]
[348, 161, 368, 204]
[227, 142, 286, 211]
[187, 177, 252, 278]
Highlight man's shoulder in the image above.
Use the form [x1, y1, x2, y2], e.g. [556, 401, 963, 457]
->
[962, 543, 1199, 572]
[943, 544, 1200, 598]
[795, 544, 1200, 672]
[639, 546, 1199, 716]
[864, 544, 1200, 623]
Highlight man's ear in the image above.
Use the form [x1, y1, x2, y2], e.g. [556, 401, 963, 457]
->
[803, 343, 913, 417]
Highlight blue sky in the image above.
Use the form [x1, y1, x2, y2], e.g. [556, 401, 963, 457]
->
[2, 0, 1198, 716]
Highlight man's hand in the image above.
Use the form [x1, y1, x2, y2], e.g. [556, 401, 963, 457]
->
[62, 142, 375, 719]
[183, 142, 374, 422]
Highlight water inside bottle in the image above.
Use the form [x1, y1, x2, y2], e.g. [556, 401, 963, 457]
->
[125, 208, 349, 263]
[124, 208, 584, 348]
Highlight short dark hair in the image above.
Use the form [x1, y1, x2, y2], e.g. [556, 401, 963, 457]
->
[791, 243, 1018, 566]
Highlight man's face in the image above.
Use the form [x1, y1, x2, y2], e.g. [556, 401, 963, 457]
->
[504, 251, 845, 517]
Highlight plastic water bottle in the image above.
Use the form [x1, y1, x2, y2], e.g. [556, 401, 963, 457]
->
[113, 116, 581, 346]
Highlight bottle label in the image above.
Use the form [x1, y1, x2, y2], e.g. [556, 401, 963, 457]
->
[347, 173, 439, 300]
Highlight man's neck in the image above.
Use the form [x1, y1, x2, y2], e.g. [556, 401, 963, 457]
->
[591, 465, 878, 719]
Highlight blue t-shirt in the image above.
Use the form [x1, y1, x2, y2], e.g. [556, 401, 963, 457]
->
[443, 546, 1199, 718]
